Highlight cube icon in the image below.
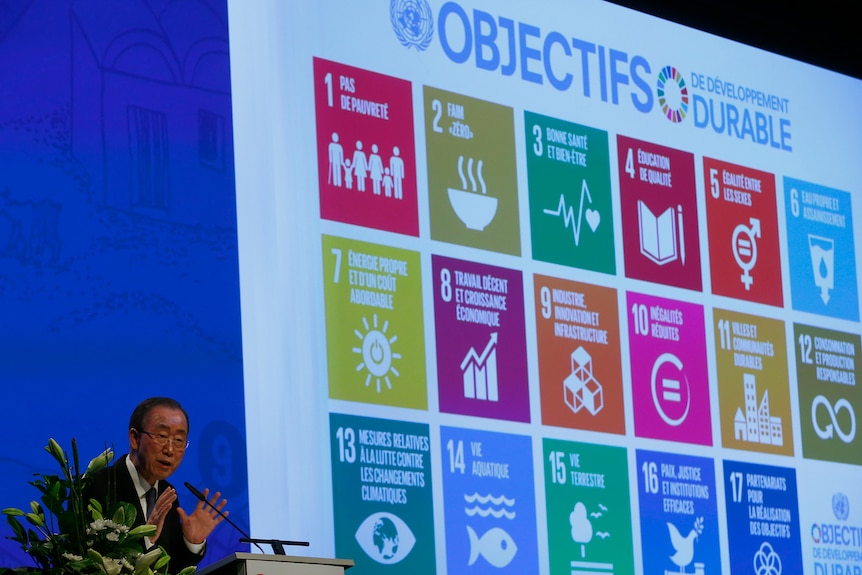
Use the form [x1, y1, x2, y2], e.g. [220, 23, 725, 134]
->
[571, 346, 592, 382]
[563, 346, 604, 415]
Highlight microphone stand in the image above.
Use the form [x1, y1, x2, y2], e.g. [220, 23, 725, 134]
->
[240, 538, 310, 555]
[184, 482, 310, 554]
[184, 482, 265, 553]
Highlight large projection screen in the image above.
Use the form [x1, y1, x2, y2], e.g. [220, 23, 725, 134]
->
[1, 2, 859, 575]
[232, 1, 862, 574]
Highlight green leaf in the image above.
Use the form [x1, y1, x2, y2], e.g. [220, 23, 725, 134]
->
[84, 448, 114, 477]
[153, 554, 170, 570]
[89, 498, 104, 520]
[45, 438, 66, 467]
[176, 566, 197, 575]
[128, 524, 157, 539]
[2, 508, 25, 516]
[88, 548, 121, 575]
[25, 527, 41, 545]
[5, 515, 26, 542]
[111, 504, 126, 525]
[134, 548, 163, 575]
[116, 501, 137, 527]
[58, 509, 83, 537]
[41, 491, 64, 517]
[24, 513, 44, 528]
[66, 557, 94, 572]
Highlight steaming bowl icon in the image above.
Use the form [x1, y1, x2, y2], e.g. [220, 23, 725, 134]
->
[448, 188, 498, 230]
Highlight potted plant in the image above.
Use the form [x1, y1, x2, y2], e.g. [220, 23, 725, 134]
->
[2, 439, 193, 575]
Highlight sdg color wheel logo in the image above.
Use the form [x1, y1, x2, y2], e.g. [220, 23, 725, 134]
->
[657, 65, 689, 123]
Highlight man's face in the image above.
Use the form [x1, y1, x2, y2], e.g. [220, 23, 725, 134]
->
[129, 406, 188, 484]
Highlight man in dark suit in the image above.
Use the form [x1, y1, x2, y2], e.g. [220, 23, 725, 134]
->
[85, 397, 228, 573]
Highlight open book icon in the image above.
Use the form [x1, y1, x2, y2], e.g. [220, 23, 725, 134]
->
[638, 200, 685, 265]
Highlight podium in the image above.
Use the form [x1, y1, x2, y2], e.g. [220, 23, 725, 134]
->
[197, 553, 354, 575]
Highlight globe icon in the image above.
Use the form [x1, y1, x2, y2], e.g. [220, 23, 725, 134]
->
[372, 516, 400, 560]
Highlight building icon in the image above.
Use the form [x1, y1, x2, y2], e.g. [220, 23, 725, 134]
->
[733, 373, 783, 445]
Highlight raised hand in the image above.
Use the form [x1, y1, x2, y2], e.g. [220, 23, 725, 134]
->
[147, 487, 178, 543]
[177, 488, 227, 545]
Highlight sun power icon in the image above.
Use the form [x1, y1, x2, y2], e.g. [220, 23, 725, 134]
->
[353, 314, 400, 392]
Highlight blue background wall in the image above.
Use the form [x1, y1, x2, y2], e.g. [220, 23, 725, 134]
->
[0, 0, 248, 566]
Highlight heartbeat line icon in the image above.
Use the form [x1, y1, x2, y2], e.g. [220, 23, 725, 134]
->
[543, 179, 600, 246]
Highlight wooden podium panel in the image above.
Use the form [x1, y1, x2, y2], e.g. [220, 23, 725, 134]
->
[198, 552, 353, 575]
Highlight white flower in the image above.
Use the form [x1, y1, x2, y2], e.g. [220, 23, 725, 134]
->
[63, 552, 84, 561]
[88, 518, 130, 539]
[88, 518, 108, 535]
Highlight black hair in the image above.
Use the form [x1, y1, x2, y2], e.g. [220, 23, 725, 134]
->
[129, 397, 190, 433]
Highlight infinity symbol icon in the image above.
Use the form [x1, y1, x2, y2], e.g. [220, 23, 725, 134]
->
[812, 395, 856, 443]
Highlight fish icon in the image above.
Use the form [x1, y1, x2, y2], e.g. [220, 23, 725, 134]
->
[467, 525, 517, 568]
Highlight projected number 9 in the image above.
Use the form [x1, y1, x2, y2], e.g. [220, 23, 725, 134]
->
[336, 426, 356, 463]
[540, 286, 552, 319]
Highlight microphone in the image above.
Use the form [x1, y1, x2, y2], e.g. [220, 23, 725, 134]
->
[184, 482, 265, 553]
[240, 537, 310, 555]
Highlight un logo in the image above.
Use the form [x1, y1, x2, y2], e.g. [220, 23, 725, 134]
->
[832, 492, 849, 521]
[390, 0, 433, 51]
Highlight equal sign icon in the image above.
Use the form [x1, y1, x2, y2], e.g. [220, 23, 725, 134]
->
[662, 377, 682, 402]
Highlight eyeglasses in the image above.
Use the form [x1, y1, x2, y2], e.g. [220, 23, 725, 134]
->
[136, 429, 190, 451]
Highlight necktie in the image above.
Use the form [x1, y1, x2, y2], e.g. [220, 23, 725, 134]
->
[145, 487, 157, 519]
